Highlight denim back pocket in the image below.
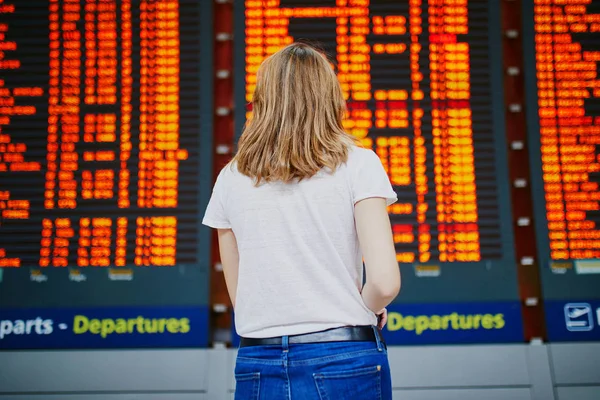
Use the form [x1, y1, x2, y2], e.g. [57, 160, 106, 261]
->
[234, 372, 260, 400]
[313, 365, 381, 400]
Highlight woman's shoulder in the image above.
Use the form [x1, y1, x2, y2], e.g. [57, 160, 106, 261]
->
[217, 161, 259, 188]
[220, 160, 240, 175]
[346, 145, 379, 166]
[215, 161, 241, 184]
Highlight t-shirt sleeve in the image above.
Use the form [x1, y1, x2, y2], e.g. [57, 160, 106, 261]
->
[351, 149, 398, 206]
[202, 168, 232, 229]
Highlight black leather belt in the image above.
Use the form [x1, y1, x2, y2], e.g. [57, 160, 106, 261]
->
[239, 325, 384, 348]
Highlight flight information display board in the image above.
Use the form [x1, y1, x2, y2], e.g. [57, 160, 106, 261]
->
[524, 0, 600, 341]
[0, 0, 212, 349]
[234, 0, 523, 344]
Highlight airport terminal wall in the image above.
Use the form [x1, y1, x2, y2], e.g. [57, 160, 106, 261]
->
[1, 0, 600, 398]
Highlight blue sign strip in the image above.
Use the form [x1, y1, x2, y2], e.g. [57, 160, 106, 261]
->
[383, 302, 523, 345]
[545, 300, 600, 342]
[231, 302, 524, 347]
[0, 306, 209, 349]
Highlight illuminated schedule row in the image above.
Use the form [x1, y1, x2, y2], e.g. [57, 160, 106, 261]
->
[0, 0, 202, 269]
[243, 0, 508, 266]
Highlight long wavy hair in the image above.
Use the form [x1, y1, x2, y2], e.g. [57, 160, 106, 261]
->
[233, 43, 356, 185]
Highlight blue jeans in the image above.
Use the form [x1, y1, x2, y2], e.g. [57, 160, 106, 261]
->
[234, 327, 392, 400]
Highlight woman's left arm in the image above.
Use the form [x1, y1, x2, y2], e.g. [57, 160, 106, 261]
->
[217, 228, 240, 308]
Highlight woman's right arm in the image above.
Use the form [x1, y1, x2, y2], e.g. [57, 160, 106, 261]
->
[355, 197, 401, 313]
[217, 228, 240, 308]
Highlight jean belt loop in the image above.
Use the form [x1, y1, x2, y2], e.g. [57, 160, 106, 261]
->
[282, 335, 289, 351]
[372, 325, 383, 351]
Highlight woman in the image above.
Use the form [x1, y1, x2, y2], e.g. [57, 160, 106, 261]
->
[203, 43, 400, 400]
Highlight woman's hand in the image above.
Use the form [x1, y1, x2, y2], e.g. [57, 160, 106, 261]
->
[376, 308, 387, 330]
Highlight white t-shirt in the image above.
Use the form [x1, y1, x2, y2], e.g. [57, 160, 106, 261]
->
[202, 146, 397, 338]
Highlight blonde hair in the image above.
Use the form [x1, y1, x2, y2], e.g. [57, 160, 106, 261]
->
[234, 43, 356, 184]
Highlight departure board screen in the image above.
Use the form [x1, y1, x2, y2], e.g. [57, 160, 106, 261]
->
[234, 0, 519, 305]
[524, 0, 600, 302]
[0, 0, 212, 349]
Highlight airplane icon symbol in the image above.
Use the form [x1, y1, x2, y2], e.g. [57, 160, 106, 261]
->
[564, 303, 593, 332]
[568, 308, 589, 319]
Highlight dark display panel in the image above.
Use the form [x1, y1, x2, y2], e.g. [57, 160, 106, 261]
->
[0, 0, 212, 311]
[524, 0, 600, 341]
[234, 0, 519, 305]
[525, 0, 600, 299]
